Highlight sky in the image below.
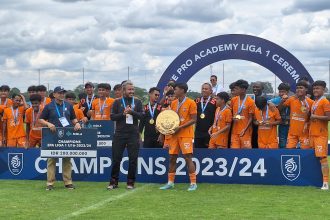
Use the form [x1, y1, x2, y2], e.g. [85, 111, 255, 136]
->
[0, 0, 329, 93]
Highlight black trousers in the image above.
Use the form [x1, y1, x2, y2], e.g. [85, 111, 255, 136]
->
[252, 124, 258, 148]
[143, 137, 162, 148]
[194, 136, 210, 148]
[110, 133, 140, 183]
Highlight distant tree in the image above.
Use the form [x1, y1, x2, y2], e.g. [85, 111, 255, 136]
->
[9, 87, 21, 98]
[187, 90, 201, 100]
[246, 81, 274, 94]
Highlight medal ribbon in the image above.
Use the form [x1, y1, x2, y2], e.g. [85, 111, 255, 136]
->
[148, 102, 157, 119]
[200, 96, 211, 114]
[176, 97, 187, 113]
[213, 106, 227, 127]
[261, 105, 269, 121]
[237, 95, 247, 115]
[11, 107, 19, 124]
[86, 94, 95, 110]
[98, 98, 107, 118]
[312, 96, 325, 113]
[32, 109, 40, 127]
[0, 98, 8, 106]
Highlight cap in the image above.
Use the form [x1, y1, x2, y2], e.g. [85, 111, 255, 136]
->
[53, 86, 67, 93]
[85, 82, 94, 88]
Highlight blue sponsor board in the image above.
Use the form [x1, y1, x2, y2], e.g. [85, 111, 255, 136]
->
[86, 120, 114, 147]
[41, 128, 97, 158]
[0, 148, 322, 187]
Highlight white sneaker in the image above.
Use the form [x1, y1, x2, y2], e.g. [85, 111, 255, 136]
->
[321, 182, 329, 190]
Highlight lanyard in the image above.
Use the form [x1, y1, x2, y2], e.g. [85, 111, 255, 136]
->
[200, 96, 211, 114]
[98, 98, 107, 116]
[312, 96, 325, 113]
[0, 98, 8, 106]
[43, 97, 47, 106]
[86, 94, 95, 110]
[121, 97, 135, 109]
[32, 110, 40, 127]
[300, 98, 309, 109]
[54, 101, 66, 118]
[176, 97, 187, 113]
[237, 95, 247, 115]
[261, 105, 269, 121]
[148, 102, 157, 119]
[213, 106, 227, 127]
[11, 107, 19, 124]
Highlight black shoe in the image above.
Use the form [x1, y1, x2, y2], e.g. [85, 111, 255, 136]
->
[65, 184, 75, 190]
[46, 185, 54, 191]
[107, 183, 118, 190]
[126, 184, 135, 190]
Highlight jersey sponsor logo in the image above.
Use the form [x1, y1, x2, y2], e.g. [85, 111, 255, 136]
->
[8, 153, 24, 175]
[281, 155, 300, 181]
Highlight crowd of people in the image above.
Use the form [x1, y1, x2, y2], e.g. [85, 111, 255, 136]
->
[0, 74, 329, 191]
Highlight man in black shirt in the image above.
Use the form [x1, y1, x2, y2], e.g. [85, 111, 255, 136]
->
[39, 86, 81, 191]
[108, 81, 143, 190]
[194, 83, 217, 148]
[139, 87, 162, 148]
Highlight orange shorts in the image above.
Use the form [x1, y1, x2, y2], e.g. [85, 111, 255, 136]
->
[209, 136, 228, 149]
[166, 135, 193, 155]
[286, 133, 310, 149]
[258, 142, 278, 149]
[7, 137, 26, 148]
[310, 135, 328, 158]
[230, 134, 252, 149]
[29, 138, 41, 148]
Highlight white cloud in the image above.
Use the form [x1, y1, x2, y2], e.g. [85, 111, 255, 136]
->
[0, 0, 329, 93]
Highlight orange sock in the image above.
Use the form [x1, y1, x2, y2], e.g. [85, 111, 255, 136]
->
[320, 158, 329, 183]
[168, 172, 175, 183]
[189, 172, 196, 184]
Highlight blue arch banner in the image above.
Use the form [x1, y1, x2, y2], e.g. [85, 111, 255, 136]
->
[157, 34, 312, 94]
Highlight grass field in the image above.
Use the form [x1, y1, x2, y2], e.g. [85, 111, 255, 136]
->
[1, 180, 330, 220]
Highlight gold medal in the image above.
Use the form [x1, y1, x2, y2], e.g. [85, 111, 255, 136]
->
[235, 115, 241, 120]
[200, 113, 205, 119]
[149, 119, 155, 124]
[301, 106, 306, 113]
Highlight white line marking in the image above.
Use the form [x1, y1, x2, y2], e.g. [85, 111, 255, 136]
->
[57, 184, 150, 220]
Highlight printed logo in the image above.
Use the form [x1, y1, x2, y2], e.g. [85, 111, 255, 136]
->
[57, 128, 65, 138]
[8, 153, 24, 175]
[281, 155, 300, 181]
[66, 131, 72, 136]
[183, 143, 190, 149]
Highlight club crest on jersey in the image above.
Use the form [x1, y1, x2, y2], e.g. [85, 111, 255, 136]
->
[281, 155, 300, 181]
[8, 153, 24, 175]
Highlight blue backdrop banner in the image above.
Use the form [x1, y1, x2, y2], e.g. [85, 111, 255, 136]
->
[0, 148, 322, 187]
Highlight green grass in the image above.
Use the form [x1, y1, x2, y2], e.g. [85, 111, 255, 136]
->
[1, 180, 330, 219]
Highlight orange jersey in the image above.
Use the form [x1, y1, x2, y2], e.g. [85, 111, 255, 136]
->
[230, 95, 255, 135]
[25, 107, 44, 140]
[40, 97, 52, 108]
[254, 105, 281, 145]
[310, 97, 330, 137]
[170, 97, 197, 138]
[0, 98, 13, 114]
[91, 97, 115, 120]
[73, 105, 85, 121]
[210, 107, 232, 148]
[283, 96, 313, 136]
[3, 106, 26, 139]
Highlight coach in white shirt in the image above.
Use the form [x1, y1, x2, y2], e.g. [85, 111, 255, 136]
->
[210, 75, 224, 96]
